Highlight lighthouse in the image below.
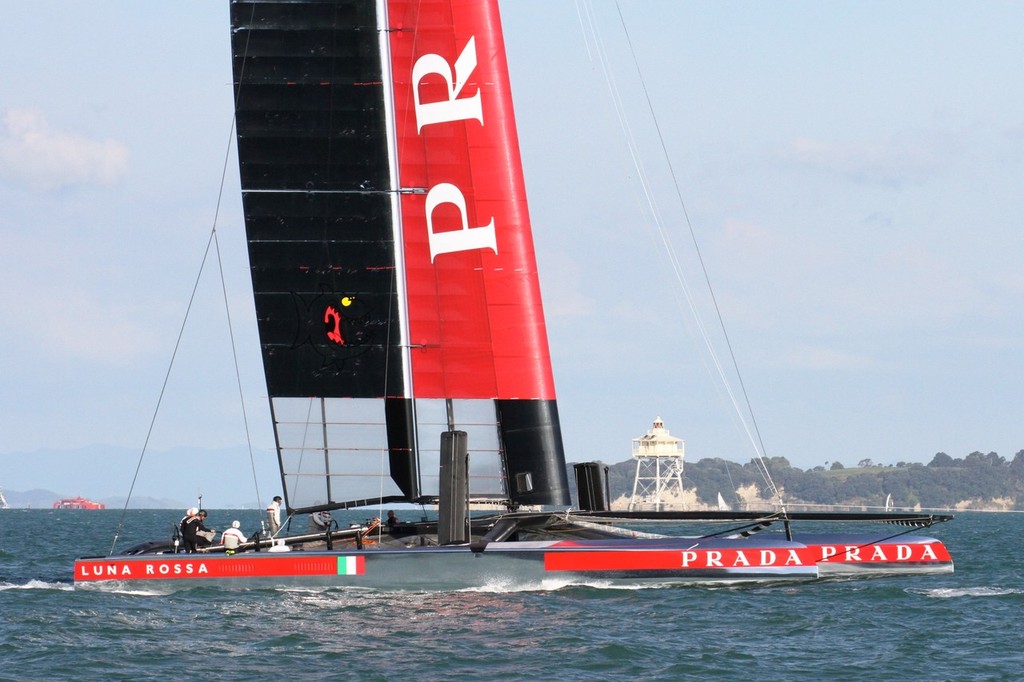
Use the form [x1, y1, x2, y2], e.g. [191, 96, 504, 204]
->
[628, 416, 686, 511]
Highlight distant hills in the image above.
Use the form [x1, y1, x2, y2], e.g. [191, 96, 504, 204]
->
[584, 449, 1024, 511]
[4, 446, 1022, 511]
[0, 444, 278, 509]
[1, 489, 194, 510]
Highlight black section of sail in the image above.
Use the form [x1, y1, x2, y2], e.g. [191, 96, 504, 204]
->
[385, 397, 419, 500]
[231, 1, 412, 512]
[498, 400, 570, 507]
[230, 1, 403, 400]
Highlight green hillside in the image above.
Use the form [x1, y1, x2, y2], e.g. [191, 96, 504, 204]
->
[571, 450, 1024, 510]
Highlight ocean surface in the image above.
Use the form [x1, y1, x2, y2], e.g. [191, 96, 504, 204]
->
[0, 509, 1020, 681]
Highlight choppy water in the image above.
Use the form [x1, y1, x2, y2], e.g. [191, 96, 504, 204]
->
[1, 509, 1021, 681]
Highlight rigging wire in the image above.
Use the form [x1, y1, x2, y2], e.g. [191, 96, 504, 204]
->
[614, 0, 782, 506]
[110, 6, 262, 554]
[615, 5, 779, 505]
[111, 127, 256, 556]
[212, 145, 263, 514]
[109, 228, 219, 555]
[232, 2, 265, 513]
[579, 0, 784, 508]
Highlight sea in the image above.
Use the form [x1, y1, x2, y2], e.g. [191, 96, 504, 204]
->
[0, 509, 1020, 681]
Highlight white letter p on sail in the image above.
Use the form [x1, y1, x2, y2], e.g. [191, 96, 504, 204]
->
[425, 183, 497, 261]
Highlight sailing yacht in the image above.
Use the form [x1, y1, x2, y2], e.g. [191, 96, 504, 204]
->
[74, 0, 952, 589]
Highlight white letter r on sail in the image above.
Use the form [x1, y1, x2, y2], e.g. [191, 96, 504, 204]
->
[412, 37, 483, 131]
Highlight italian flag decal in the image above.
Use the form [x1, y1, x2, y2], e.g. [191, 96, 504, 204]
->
[337, 556, 365, 576]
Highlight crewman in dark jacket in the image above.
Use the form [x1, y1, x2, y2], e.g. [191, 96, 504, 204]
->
[179, 507, 201, 553]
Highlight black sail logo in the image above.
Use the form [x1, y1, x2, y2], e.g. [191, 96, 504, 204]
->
[291, 290, 373, 370]
[323, 296, 354, 345]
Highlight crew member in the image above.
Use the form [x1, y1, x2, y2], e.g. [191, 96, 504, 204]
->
[266, 496, 283, 536]
[179, 507, 201, 553]
[195, 509, 216, 547]
[309, 510, 332, 533]
[221, 520, 246, 555]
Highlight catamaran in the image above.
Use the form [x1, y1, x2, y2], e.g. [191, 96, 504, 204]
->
[74, 0, 952, 590]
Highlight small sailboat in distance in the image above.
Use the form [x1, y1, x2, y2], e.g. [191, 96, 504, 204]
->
[74, 0, 952, 590]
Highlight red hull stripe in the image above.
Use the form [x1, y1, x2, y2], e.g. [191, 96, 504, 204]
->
[544, 549, 818, 573]
[388, 0, 555, 400]
[544, 542, 951, 573]
[811, 541, 951, 564]
[546, 550, 691, 572]
[74, 555, 365, 582]
[74, 542, 950, 582]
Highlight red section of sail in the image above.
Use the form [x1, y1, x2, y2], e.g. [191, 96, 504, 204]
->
[387, 0, 555, 400]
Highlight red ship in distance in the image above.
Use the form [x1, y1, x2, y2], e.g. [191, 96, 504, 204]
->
[53, 497, 106, 510]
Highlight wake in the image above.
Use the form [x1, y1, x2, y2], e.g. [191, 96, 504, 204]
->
[0, 579, 73, 592]
[909, 586, 1024, 598]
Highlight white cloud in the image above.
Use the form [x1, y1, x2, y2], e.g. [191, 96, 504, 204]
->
[787, 135, 941, 187]
[0, 273, 150, 366]
[0, 108, 130, 191]
[0, 227, 151, 366]
[782, 345, 880, 371]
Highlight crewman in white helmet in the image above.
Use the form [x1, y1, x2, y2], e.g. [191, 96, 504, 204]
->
[220, 520, 246, 555]
[178, 507, 201, 553]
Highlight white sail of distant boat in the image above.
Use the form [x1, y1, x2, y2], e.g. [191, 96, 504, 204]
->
[885, 494, 894, 511]
[717, 492, 730, 511]
[0, 488, 9, 509]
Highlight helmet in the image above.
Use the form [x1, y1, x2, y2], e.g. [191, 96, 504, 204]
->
[187, 507, 198, 516]
[232, 520, 240, 528]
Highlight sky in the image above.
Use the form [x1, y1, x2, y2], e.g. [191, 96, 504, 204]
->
[1, 1, 1022, 503]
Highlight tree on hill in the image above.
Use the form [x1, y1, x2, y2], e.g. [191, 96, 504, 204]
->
[567, 448, 1024, 509]
[1011, 451, 1024, 476]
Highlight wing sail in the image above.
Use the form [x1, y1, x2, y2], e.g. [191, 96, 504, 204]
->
[230, 0, 568, 511]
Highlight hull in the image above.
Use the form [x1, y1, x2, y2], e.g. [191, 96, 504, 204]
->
[74, 533, 952, 591]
